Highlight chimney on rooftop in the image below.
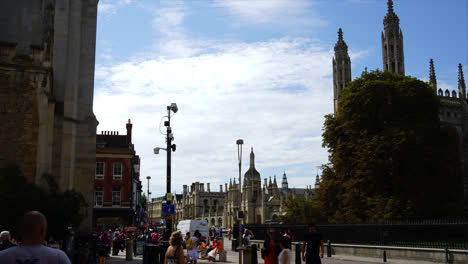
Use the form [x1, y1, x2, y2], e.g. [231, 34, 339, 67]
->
[126, 119, 132, 144]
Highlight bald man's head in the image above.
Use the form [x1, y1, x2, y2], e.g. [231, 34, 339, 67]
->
[21, 211, 47, 242]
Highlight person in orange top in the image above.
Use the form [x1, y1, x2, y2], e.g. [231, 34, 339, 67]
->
[205, 237, 223, 261]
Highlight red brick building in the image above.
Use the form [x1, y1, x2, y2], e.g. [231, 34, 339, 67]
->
[93, 119, 142, 230]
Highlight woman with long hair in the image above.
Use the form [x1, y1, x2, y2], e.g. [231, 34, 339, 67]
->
[165, 231, 186, 264]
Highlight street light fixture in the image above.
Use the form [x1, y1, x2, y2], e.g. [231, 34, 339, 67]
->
[236, 139, 244, 264]
[155, 103, 178, 240]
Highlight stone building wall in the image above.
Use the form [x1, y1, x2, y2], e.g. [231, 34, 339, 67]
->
[0, 0, 99, 231]
[0, 44, 53, 185]
[175, 182, 226, 227]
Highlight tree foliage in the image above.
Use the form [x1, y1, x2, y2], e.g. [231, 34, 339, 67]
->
[317, 70, 463, 222]
[0, 165, 88, 240]
[279, 197, 326, 224]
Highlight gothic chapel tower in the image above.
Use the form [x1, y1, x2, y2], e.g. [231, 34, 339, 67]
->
[382, 0, 405, 75]
[332, 28, 352, 114]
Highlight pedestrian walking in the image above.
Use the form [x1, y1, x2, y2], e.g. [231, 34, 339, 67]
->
[187, 230, 200, 264]
[278, 236, 291, 264]
[301, 223, 324, 264]
[262, 228, 281, 264]
[0, 231, 16, 251]
[0, 211, 71, 263]
[165, 231, 186, 264]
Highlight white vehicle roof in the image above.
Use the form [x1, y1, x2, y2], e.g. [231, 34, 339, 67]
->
[176, 220, 209, 239]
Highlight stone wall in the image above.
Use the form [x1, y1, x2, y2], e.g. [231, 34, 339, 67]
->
[0, 0, 99, 232]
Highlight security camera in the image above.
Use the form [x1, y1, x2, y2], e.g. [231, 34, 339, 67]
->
[170, 103, 178, 113]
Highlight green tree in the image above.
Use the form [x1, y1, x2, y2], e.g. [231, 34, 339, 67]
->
[280, 197, 326, 224]
[0, 165, 88, 240]
[318, 70, 463, 222]
[140, 193, 147, 210]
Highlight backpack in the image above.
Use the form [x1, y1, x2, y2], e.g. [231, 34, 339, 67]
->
[186, 238, 194, 250]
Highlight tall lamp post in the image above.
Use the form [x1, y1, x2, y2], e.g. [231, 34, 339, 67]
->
[146, 176, 151, 231]
[148, 191, 152, 229]
[154, 103, 178, 240]
[236, 139, 244, 264]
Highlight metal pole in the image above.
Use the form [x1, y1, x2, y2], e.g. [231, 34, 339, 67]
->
[237, 140, 243, 264]
[146, 176, 151, 231]
[166, 107, 173, 239]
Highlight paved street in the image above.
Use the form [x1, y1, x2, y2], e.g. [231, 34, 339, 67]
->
[105, 240, 438, 264]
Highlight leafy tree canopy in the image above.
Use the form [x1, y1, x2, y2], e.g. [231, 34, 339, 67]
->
[279, 197, 326, 224]
[0, 165, 88, 241]
[317, 70, 463, 222]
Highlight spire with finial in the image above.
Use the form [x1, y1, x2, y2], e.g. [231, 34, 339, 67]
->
[334, 28, 348, 53]
[384, 0, 399, 25]
[269, 176, 272, 187]
[333, 27, 352, 114]
[273, 175, 277, 187]
[459, 64, 466, 99]
[382, 0, 404, 75]
[249, 147, 255, 168]
[314, 174, 320, 189]
[429, 59, 437, 92]
[281, 171, 288, 190]
[229, 178, 232, 188]
[388, 0, 394, 12]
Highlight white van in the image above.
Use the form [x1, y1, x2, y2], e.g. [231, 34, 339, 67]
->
[176, 219, 209, 240]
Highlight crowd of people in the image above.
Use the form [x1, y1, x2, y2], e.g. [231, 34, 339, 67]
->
[260, 224, 323, 264]
[94, 227, 165, 257]
[165, 228, 225, 264]
[0, 211, 324, 264]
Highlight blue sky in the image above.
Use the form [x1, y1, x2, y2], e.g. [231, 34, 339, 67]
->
[94, 0, 468, 197]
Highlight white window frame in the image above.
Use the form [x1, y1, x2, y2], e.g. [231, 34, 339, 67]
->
[112, 189, 121, 206]
[95, 162, 104, 179]
[95, 189, 103, 207]
[112, 186, 122, 207]
[113, 162, 122, 180]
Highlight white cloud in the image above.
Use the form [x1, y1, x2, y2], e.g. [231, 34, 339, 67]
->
[98, 0, 136, 14]
[211, 0, 326, 26]
[94, 1, 367, 197]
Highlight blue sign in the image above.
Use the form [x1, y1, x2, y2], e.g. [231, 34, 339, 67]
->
[163, 204, 175, 215]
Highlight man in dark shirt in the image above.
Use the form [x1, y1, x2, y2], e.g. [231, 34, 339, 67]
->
[301, 223, 324, 264]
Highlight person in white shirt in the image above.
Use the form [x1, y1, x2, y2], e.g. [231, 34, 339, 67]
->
[278, 236, 292, 264]
[242, 229, 253, 247]
[0, 211, 71, 264]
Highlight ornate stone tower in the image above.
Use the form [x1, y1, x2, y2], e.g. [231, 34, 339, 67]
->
[459, 64, 466, 99]
[429, 59, 437, 93]
[242, 148, 262, 224]
[381, 0, 405, 75]
[332, 28, 352, 114]
[281, 171, 288, 191]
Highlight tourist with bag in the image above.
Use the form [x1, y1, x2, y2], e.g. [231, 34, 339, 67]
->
[165, 231, 186, 264]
